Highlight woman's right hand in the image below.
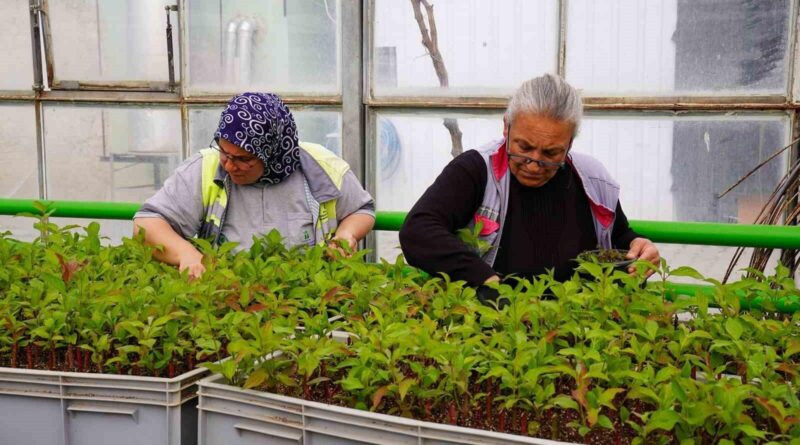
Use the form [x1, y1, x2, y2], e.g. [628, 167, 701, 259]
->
[178, 249, 205, 280]
[134, 217, 206, 279]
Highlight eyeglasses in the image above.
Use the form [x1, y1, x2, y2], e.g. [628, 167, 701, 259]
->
[210, 140, 260, 169]
[506, 123, 570, 170]
[507, 151, 566, 170]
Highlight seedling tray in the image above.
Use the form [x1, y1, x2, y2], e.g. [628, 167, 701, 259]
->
[0, 365, 207, 445]
[197, 374, 576, 445]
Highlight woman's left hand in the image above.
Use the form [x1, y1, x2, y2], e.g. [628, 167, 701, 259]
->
[327, 231, 357, 258]
[327, 214, 374, 258]
[627, 237, 660, 276]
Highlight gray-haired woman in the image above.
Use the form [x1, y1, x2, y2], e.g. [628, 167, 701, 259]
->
[399, 74, 659, 294]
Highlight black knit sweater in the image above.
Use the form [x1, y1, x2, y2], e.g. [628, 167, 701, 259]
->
[399, 150, 639, 285]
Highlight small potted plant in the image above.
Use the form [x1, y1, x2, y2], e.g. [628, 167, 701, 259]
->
[577, 248, 634, 273]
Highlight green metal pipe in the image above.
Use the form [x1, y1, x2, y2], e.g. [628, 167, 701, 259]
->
[664, 282, 800, 313]
[0, 198, 141, 220]
[373, 211, 407, 231]
[2, 198, 800, 249]
[371, 212, 800, 249]
[629, 220, 800, 249]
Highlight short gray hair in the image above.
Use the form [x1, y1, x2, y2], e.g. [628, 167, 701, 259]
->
[504, 74, 583, 137]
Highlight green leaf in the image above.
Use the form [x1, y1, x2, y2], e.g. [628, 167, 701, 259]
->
[655, 366, 679, 384]
[735, 424, 766, 439]
[784, 340, 800, 359]
[217, 241, 239, 256]
[645, 320, 658, 341]
[219, 359, 238, 381]
[243, 369, 267, 389]
[645, 410, 681, 435]
[551, 395, 579, 411]
[598, 388, 624, 409]
[580, 262, 604, 280]
[620, 405, 630, 423]
[628, 386, 659, 405]
[668, 266, 705, 280]
[339, 376, 365, 391]
[32, 200, 51, 214]
[371, 385, 389, 411]
[725, 318, 744, 341]
[397, 378, 415, 401]
[597, 414, 614, 430]
[683, 402, 712, 426]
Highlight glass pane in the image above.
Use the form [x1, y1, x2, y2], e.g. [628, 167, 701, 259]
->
[571, 113, 788, 280]
[374, 111, 503, 260]
[0, 104, 39, 240]
[372, 0, 558, 97]
[576, 113, 788, 223]
[187, 0, 340, 95]
[373, 111, 789, 280]
[188, 106, 343, 157]
[0, 1, 34, 90]
[566, 0, 791, 95]
[43, 104, 181, 242]
[48, 0, 179, 84]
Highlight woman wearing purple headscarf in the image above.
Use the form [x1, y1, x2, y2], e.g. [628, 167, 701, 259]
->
[133, 93, 375, 278]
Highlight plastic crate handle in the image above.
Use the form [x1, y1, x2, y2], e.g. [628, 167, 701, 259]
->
[234, 423, 302, 443]
[67, 403, 138, 423]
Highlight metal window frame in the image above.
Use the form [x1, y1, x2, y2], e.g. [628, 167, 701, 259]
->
[1, 0, 799, 233]
[361, 0, 800, 255]
[37, 0, 178, 93]
[365, 0, 800, 108]
[6, 0, 351, 202]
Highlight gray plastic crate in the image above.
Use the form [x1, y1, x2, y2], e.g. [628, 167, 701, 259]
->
[0, 365, 207, 445]
[197, 374, 575, 445]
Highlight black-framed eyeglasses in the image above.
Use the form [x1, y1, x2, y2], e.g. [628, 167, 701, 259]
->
[507, 151, 566, 170]
[210, 140, 260, 169]
[506, 123, 570, 170]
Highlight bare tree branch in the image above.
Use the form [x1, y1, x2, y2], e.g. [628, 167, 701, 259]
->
[410, 0, 463, 157]
[723, 140, 800, 283]
[717, 137, 800, 199]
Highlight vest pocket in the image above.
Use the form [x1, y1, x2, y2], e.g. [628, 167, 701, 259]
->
[284, 213, 316, 247]
[474, 214, 500, 236]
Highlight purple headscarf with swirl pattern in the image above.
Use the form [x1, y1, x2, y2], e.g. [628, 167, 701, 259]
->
[214, 92, 300, 185]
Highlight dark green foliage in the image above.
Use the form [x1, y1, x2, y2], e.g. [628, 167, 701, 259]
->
[3, 209, 800, 443]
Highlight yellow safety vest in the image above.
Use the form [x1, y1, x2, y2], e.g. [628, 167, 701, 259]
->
[198, 142, 349, 246]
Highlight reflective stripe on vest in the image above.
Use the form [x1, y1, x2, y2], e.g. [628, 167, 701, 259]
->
[198, 143, 346, 246]
[199, 148, 228, 243]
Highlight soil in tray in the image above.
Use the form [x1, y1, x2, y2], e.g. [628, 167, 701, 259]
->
[261, 372, 654, 445]
[0, 343, 205, 378]
[578, 249, 633, 269]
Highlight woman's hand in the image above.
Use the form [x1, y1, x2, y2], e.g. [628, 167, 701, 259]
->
[134, 217, 206, 279]
[330, 231, 357, 252]
[178, 249, 206, 280]
[328, 213, 375, 257]
[627, 237, 659, 277]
